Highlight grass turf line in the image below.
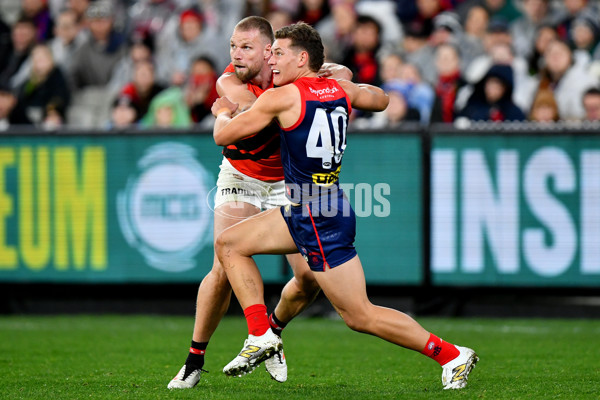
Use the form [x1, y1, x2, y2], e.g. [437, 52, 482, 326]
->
[0, 315, 599, 399]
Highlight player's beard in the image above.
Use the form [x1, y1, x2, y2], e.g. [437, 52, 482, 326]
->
[235, 63, 262, 83]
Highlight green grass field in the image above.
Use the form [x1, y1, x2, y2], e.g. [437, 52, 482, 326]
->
[1, 315, 599, 399]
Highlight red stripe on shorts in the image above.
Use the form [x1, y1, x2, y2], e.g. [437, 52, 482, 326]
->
[306, 204, 328, 271]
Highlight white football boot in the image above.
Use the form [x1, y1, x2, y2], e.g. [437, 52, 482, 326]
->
[223, 329, 283, 377]
[441, 345, 479, 389]
[265, 349, 287, 382]
[167, 364, 205, 389]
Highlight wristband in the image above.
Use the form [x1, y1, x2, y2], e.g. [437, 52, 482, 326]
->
[217, 107, 231, 117]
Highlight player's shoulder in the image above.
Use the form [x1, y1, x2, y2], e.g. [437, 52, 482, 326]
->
[217, 72, 244, 89]
[270, 83, 300, 98]
[216, 73, 248, 97]
[257, 84, 298, 109]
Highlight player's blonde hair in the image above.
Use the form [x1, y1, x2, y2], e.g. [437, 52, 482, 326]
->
[235, 16, 274, 44]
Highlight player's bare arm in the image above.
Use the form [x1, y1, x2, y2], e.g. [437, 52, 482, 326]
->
[216, 73, 258, 114]
[337, 79, 389, 112]
[212, 85, 297, 146]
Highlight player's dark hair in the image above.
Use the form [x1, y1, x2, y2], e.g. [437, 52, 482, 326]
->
[275, 22, 324, 72]
[235, 16, 274, 44]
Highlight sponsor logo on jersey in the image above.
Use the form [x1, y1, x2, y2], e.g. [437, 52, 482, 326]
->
[309, 86, 339, 98]
[117, 142, 214, 272]
[312, 166, 341, 186]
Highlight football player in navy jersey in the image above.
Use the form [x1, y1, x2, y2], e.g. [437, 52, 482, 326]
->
[168, 16, 353, 389]
[212, 22, 478, 390]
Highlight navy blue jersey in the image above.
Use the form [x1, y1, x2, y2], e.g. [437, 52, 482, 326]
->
[279, 77, 352, 203]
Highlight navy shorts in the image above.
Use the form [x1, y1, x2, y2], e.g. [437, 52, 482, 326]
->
[281, 190, 357, 272]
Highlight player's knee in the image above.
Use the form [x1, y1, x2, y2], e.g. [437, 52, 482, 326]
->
[341, 310, 370, 333]
[295, 269, 319, 294]
[214, 231, 232, 260]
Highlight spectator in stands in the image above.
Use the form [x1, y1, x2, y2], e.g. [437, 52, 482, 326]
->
[528, 88, 560, 122]
[315, 0, 357, 63]
[394, 0, 419, 25]
[49, 9, 85, 75]
[509, 0, 555, 60]
[0, 83, 31, 129]
[69, 1, 127, 89]
[465, 41, 538, 114]
[457, 0, 522, 24]
[383, 81, 421, 124]
[432, 11, 484, 72]
[353, 80, 420, 129]
[0, 18, 37, 88]
[316, 0, 357, 63]
[429, 12, 461, 49]
[14, 44, 71, 126]
[140, 87, 191, 128]
[65, 0, 91, 24]
[108, 32, 155, 96]
[380, 52, 404, 83]
[582, 87, 600, 121]
[266, 8, 294, 32]
[155, 7, 225, 86]
[535, 39, 597, 120]
[527, 23, 558, 75]
[341, 15, 382, 85]
[185, 56, 218, 126]
[457, 64, 526, 122]
[0, 17, 10, 71]
[127, 0, 184, 45]
[403, 21, 435, 84]
[431, 43, 467, 123]
[570, 11, 600, 64]
[464, 5, 490, 40]
[295, 0, 330, 26]
[108, 94, 141, 129]
[406, 0, 447, 39]
[355, 1, 403, 48]
[242, 0, 272, 17]
[483, 17, 514, 54]
[118, 59, 165, 121]
[380, 53, 435, 123]
[21, 0, 54, 42]
[553, 0, 594, 43]
[463, 5, 490, 60]
[386, 62, 436, 124]
[42, 103, 64, 130]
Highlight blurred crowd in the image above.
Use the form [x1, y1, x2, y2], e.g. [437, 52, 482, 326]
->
[0, 0, 600, 131]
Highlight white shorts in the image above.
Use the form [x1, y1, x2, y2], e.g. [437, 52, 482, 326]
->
[214, 157, 289, 210]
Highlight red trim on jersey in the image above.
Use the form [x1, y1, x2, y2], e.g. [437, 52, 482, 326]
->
[282, 81, 306, 132]
[282, 77, 350, 132]
[306, 204, 329, 271]
[220, 63, 282, 181]
[344, 91, 353, 117]
[223, 63, 235, 74]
